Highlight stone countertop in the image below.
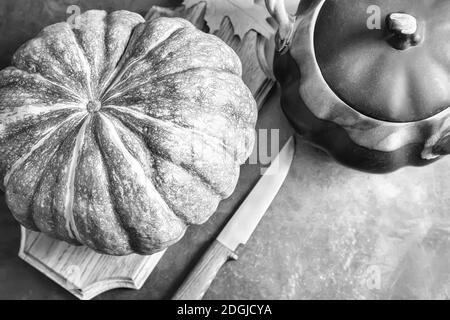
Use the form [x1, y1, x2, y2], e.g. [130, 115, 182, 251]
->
[1, 0, 450, 300]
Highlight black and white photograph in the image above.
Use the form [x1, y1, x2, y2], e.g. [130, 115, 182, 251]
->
[0, 0, 449, 306]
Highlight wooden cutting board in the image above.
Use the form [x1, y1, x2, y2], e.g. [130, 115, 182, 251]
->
[18, 2, 275, 300]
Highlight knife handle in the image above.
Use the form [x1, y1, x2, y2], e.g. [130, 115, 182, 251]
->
[172, 240, 238, 300]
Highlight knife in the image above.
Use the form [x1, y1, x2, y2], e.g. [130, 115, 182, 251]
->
[172, 136, 296, 300]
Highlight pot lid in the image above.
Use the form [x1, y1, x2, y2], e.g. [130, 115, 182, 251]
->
[314, 0, 450, 122]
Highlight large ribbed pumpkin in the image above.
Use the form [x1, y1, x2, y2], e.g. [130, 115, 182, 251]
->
[0, 10, 257, 255]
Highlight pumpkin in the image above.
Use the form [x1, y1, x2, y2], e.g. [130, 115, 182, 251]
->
[0, 10, 257, 255]
[266, 0, 450, 172]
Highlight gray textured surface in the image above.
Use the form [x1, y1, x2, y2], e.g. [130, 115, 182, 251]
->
[1, 0, 450, 300]
[207, 133, 450, 300]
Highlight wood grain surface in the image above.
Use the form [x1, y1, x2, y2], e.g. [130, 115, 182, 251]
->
[20, 229, 165, 300]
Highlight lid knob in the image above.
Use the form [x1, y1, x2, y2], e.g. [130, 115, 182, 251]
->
[386, 13, 422, 50]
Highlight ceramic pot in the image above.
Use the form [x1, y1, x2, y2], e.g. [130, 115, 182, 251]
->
[266, 0, 450, 172]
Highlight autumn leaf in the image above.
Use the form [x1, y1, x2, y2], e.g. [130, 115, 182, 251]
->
[183, 0, 275, 39]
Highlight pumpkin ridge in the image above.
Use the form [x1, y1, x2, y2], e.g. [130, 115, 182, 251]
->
[5, 113, 87, 230]
[102, 105, 237, 159]
[96, 26, 136, 98]
[102, 67, 240, 106]
[3, 66, 86, 103]
[100, 66, 208, 105]
[97, 10, 145, 97]
[11, 22, 94, 101]
[3, 112, 86, 188]
[101, 24, 243, 103]
[203, 33, 242, 77]
[0, 103, 83, 141]
[99, 22, 187, 102]
[90, 122, 138, 254]
[103, 66, 254, 124]
[102, 12, 110, 87]
[155, 66, 240, 80]
[108, 94, 255, 164]
[0, 110, 85, 193]
[103, 106, 240, 194]
[83, 10, 108, 99]
[66, 113, 134, 254]
[101, 106, 233, 197]
[99, 112, 155, 178]
[96, 13, 112, 96]
[151, 157, 223, 225]
[63, 114, 91, 243]
[95, 114, 186, 252]
[66, 21, 96, 100]
[81, 114, 134, 253]
[97, 112, 163, 239]
[0, 68, 83, 112]
[30, 122, 85, 244]
[151, 175, 194, 225]
[24, 72, 85, 103]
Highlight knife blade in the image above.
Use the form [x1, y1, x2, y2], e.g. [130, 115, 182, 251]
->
[172, 136, 295, 300]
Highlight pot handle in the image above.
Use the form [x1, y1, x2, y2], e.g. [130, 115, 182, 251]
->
[265, 0, 296, 53]
[422, 119, 450, 160]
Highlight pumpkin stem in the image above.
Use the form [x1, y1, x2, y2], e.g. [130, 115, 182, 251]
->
[386, 13, 422, 50]
[87, 100, 101, 113]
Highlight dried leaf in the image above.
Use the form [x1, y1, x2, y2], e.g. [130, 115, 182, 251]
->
[183, 0, 275, 39]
